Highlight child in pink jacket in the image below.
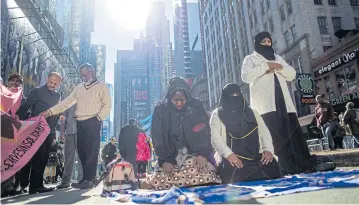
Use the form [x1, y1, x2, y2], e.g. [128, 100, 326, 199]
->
[136, 133, 151, 177]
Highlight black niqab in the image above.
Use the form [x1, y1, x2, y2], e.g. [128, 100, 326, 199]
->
[218, 84, 259, 159]
[218, 84, 257, 137]
[254, 31, 276, 61]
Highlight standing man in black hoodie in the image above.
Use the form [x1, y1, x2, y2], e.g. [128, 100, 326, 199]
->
[118, 119, 142, 175]
[102, 138, 119, 166]
[16, 72, 62, 194]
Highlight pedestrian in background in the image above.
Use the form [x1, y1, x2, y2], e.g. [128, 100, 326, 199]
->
[102, 138, 119, 166]
[136, 133, 151, 177]
[57, 105, 83, 189]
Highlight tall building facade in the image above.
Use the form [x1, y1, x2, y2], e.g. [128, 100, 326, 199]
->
[174, 0, 192, 81]
[201, 0, 359, 112]
[69, 0, 95, 63]
[90, 44, 106, 81]
[201, 0, 245, 110]
[114, 42, 150, 137]
[1, 0, 80, 96]
[146, 2, 172, 110]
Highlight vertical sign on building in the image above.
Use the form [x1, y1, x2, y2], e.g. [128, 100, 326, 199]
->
[131, 76, 150, 120]
[101, 83, 113, 142]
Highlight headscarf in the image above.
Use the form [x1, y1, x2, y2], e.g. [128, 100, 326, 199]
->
[218, 83, 257, 138]
[254, 31, 276, 61]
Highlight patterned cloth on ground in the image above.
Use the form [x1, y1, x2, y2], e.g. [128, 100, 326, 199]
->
[146, 153, 221, 190]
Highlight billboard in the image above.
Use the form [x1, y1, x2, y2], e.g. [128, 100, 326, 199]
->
[101, 83, 113, 142]
[131, 76, 150, 120]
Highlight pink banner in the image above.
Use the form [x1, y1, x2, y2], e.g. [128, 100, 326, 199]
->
[1, 84, 50, 182]
[0, 84, 22, 116]
[1, 115, 50, 182]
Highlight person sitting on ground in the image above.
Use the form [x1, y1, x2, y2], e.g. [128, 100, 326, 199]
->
[102, 138, 119, 166]
[148, 77, 221, 190]
[210, 83, 281, 183]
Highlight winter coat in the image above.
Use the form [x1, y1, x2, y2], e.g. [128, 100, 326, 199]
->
[241, 52, 297, 115]
[136, 133, 151, 162]
[344, 109, 359, 135]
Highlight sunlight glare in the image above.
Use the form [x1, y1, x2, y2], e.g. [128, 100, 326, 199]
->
[106, 0, 150, 30]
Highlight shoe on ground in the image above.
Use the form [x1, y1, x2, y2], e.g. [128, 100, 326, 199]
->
[57, 183, 70, 189]
[29, 186, 55, 194]
[315, 162, 336, 172]
[71, 180, 94, 189]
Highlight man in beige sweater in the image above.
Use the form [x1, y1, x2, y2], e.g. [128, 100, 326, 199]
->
[41, 63, 111, 189]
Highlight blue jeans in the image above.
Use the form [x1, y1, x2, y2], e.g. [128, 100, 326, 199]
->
[322, 122, 335, 150]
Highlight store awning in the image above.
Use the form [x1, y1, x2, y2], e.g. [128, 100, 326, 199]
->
[298, 113, 315, 127]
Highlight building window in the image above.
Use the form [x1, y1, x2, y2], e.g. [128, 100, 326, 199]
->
[285, 31, 294, 46]
[323, 46, 332, 52]
[328, 0, 337, 6]
[335, 65, 358, 95]
[286, 0, 293, 15]
[324, 76, 336, 98]
[280, 5, 286, 22]
[261, 2, 265, 15]
[266, 0, 271, 9]
[290, 25, 297, 40]
[355, 18, 359, 30]
[332, 17, 342, 32]
[264, 22, 268, 31]
[269, 17, 274, 32]
[351, 0, 359, 6]
[314, 0, 322, 5]
[317, 17, 329, 35]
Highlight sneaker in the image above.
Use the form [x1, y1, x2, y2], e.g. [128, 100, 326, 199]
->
[29, 186, 55, 194]
[71, 180, 94, 189]
[57, 183, 70, 189]
[315, 162, 336, 172]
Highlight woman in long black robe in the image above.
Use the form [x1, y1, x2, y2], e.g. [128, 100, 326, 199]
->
[148, 77, 221, 190]
[241, 31, 335, 175]
[210, 83, 281, 183]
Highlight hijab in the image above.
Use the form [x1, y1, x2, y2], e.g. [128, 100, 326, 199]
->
[254, 31, 276, 61]
[218, 83, 257, 137]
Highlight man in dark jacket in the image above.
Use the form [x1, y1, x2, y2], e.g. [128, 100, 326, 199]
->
[16, 72, 62, 194]
[102, 138, 119, 166]
[118, 119, 142, 175]
[315, 95, 335, 150]
[344, 102, 359, 142]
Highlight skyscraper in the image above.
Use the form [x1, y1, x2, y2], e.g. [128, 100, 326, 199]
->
[146, 2, 172, 110]
[174, 0, 192, 82]
[90, 44, 106, 81]
[114, 40, 149, 137]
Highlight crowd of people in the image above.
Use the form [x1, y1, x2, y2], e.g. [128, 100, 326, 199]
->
[2, 31, 359, 196]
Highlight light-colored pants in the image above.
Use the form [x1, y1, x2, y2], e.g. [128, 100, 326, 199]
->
[62, 134, 83, 184]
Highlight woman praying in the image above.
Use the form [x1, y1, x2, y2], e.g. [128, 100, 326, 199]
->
[210, 83, 281, 183]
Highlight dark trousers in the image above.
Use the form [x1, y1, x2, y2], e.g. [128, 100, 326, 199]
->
[137, 162, 147, 174]
[19, 133, 55, 190]
[77, 117, 102, 181]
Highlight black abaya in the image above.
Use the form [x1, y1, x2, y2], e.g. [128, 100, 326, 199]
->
[261, 75, 316, 175]
[217, 83, 281, 183]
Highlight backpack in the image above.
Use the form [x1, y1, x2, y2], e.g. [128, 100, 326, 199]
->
[102, 159, 138, 193]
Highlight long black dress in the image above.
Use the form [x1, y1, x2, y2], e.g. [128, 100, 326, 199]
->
[261, 75, 316, 175]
